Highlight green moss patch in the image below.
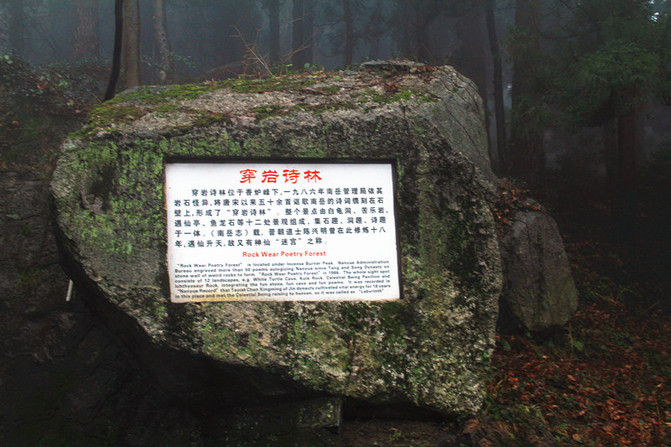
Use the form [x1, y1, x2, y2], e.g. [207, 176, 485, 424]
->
[71, 103, 147, 138]
[351, 88, 439, 105]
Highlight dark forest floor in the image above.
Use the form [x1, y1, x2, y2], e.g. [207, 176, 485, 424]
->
[484, 228, 671, 446]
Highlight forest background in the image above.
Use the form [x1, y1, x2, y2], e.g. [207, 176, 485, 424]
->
[1, 0, 671, 445]
[3, 0, 671, 236]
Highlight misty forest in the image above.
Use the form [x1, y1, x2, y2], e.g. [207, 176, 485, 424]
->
[1, 0, 671, 446]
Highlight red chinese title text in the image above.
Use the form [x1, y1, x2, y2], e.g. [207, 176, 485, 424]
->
[240, 169, 322, 184]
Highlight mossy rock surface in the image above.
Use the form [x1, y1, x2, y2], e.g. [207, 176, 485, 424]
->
[51, 61, 502, 416]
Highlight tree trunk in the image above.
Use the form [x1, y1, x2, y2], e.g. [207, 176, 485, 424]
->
[416, 18, 432, 63]
[485, 0, 506, 173]
[413, 0, 442, 64]
[614, 110, 638, 238]
[104, 0, 124, 101]
[8, 0, 26, 57]
[291, 0, 304, 69]
[344, 0, 354, 66]
[603, 118, 618, 199]
[123, 0, 142, 89]
[395, 0, 414, 59]
[303, 0, 314, 65]
[73, 0, 100, 60]
[152, 0, 172, 84]
[508, 0, 544, 190]
[268, 0, 281, 64]
[367, 0, 384, 59]
[455, 10, 487, 96]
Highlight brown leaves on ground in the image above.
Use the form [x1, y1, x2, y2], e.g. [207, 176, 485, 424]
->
[494, 181, 543, 236]
[487, 234, 671, 446]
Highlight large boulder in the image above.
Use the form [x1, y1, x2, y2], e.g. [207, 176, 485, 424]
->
[499, 209, 578, 332]
[51, 61, 502, 416]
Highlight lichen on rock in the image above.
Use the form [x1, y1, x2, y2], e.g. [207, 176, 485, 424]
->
[51, 61, 503, 416]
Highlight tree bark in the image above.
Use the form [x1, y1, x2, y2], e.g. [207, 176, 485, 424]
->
[485, 0, 506, 173]
[152, 0, 172, 84]
[367, 0, 384, 59]
[416, 20, 432, 63]
[104, 0, 124, 101]
[613, 3, 643, 239]
[614, 110, 638, 238]
[455, 10, 487, 95]
[344, 0, 354, 66]
[603, 118, 618, 198]
[391, 0, 415, 59]
[123, 0, 142, 89]
[268, 0, 281, 64]
[73, 0, 100, 60]
[508, 0, 544, 189]
[414, 0, 442, 64]
[291, 0, 304, 69]
[303, 0, 314, 65]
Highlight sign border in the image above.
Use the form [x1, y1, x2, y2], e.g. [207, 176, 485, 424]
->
[163, 156, 404, 302]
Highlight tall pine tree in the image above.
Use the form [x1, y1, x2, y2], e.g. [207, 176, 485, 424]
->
[554, 0, 669, 235]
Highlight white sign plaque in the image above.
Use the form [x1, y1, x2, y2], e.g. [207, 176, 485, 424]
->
[165, 161, 400, 302]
